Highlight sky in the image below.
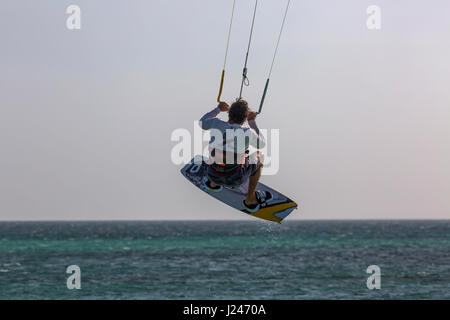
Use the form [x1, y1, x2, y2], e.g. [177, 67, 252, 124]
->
[1, 0, 449, 220]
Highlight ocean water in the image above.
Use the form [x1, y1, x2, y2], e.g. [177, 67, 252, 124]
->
[0, 221, 449, 300]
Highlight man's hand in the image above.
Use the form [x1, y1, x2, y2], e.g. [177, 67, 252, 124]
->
[247, 110, 257, 121]
[218, 102, 229, 112]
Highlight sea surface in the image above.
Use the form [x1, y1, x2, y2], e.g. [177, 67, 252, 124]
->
[0, 220, 449, 300]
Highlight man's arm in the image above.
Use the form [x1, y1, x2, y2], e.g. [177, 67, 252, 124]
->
[199, 102, 229, 130]
[247, 111, 265, 149]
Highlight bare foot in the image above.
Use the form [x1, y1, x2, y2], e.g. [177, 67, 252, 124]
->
[245, 192, 258, 206]
[210, 182, 218, 188]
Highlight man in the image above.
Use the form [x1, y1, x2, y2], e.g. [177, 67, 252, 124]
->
[199, 99, 272, 213]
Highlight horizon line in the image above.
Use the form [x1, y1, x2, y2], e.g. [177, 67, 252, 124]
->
[0, 218, 449, 223]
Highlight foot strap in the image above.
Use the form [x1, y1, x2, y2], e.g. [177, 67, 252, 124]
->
[255, 190, 273, 206]
[205, 180, 223, 192]
[243, 191, 273, 213]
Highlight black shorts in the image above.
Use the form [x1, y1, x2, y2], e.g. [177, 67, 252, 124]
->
[207, 157, 261, 188]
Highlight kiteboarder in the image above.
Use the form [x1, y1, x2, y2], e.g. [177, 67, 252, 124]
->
[199, 99, 272, 212]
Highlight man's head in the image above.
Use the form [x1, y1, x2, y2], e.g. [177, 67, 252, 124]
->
[228, 99, 248, 125]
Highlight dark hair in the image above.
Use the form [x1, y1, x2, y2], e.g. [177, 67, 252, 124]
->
[228, 99, 248, 124]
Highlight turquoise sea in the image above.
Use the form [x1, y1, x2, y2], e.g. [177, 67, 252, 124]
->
[0, 221, 449, 299]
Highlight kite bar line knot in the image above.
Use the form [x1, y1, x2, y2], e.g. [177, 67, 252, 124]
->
[243, 67, 249, 86]
[239, 0, 258, 99]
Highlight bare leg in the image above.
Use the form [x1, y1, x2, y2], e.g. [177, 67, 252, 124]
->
[245, 153, 263, 205]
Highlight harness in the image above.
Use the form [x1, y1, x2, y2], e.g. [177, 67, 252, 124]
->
[208, 131, 248, 182]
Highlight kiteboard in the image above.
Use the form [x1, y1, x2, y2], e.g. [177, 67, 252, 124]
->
[181, 156, 298, 223]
